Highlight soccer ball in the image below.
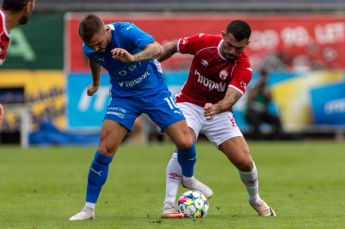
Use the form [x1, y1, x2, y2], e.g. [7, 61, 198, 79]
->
[177, 190, 209, 218]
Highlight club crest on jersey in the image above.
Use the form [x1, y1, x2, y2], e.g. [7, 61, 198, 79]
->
[219, 69, 229, 80]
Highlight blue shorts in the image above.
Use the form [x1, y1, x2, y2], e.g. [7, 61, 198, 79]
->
[104, 90, 185, 131]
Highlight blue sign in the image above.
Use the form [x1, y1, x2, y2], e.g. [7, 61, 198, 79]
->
[310, 82, 345, 125]
[67, 73, 111, 128]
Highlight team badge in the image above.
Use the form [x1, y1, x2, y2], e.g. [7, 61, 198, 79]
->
[219, 69, 228, 80]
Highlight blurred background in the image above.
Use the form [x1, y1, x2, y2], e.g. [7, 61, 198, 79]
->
[1, 0, 345, 147]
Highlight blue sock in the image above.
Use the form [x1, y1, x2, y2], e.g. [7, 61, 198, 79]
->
[177, 144, 196, 177]
[86, 151, 113, 203]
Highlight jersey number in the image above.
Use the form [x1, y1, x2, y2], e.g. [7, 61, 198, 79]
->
[164, 97, 178, 110]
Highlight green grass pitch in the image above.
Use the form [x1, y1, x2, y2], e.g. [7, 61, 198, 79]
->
[0, 141, 344, 228]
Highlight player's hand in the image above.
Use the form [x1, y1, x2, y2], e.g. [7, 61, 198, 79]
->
[204, 103, 218, 120]
[0, 103, 4, 124]
[87, 84, 99, 96]
[111, 48, 135, 62]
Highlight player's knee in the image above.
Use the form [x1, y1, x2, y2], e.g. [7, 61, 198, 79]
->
[236, 154, 253, 171]
[176, 138, 194, 149]
[98, 142, 115, 157]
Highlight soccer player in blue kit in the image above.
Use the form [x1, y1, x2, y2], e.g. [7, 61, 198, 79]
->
[69, 14, 212, 221]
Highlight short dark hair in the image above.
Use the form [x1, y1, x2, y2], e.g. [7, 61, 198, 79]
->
[79, 14, 104, 42]
[2, 0, 31, 12]
[226, 20, 251, 41]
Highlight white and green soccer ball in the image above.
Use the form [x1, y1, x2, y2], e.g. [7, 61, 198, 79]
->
[177, 190, 209, 218]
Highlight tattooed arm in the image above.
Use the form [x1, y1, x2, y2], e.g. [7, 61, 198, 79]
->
[204, 87, 242, 120]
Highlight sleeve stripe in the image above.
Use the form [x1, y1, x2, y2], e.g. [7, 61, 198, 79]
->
[177, 38, 182, 53]
[228, 85, 244, 95]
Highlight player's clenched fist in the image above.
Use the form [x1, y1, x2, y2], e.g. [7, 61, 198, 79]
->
[87, 84, 99, 96]
[111, 48, 135, 62]
[204, 103, 219, 120]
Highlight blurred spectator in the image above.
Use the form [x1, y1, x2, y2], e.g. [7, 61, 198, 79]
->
[245, 69, 283, 139]
[0, 103, 4, 124]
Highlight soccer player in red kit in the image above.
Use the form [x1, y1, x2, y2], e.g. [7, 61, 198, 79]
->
[0, 0, 36, 123]
[159, 20, 276, 217]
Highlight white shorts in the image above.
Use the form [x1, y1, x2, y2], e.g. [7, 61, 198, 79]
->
[177, 102, 243, 147]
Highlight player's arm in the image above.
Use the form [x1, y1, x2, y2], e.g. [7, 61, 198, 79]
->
[158, 40, 178, 62]
[87, 59, 101, 96]
[204, 87, 242, 120]
[111, 41, 163, 63]
[204, 59, 253, 120]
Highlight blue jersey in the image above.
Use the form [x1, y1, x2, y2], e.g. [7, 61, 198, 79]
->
[83, 22, 166, 98]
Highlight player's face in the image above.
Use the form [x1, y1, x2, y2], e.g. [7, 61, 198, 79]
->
[86, 29, 109, 53]
[221, 32, 249, 61]
[19, 0, 36, 25]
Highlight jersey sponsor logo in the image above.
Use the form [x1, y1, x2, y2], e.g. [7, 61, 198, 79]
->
[106, 106, 127, 118]
[108, 106, 127, 113]
[106, 111, 125, 119]
[195, 69, 226, 92]
[118, 71, 150, 88]
[219, 69, 229, 80]
[201, 59, 209, 67]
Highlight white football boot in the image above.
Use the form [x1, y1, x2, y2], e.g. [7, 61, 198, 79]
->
[250, 199, 276, 216]
[161, 201, 185, 218]
[181, 177, 213, 199]
[69, 206, 95, 221]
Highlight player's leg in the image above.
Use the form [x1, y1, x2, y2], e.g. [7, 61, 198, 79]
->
[162, 102, 203, 218]
[162, 152, 184, 218]
[164, 121, 213, 197]
[69, 120, 128, 221]
[69, 98, 138, 221]
[146, 95, 212, 215]
[149, 96, 213, 198]
[204, 112, 275, 216]
[219, 137, 275, 216]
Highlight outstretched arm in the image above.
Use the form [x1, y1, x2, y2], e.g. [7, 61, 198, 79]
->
[158, 40, 179, 62]
[111, 41, 163, 62]
[87, 59, 101, 96]
[204, 87, 242, 120]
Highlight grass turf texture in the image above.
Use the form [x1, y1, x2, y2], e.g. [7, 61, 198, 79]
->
[0, 141, 344, 228]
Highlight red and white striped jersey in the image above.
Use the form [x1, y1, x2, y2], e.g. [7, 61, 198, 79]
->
[176, 33, 253, 107]
[0, 10, 10, 66]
